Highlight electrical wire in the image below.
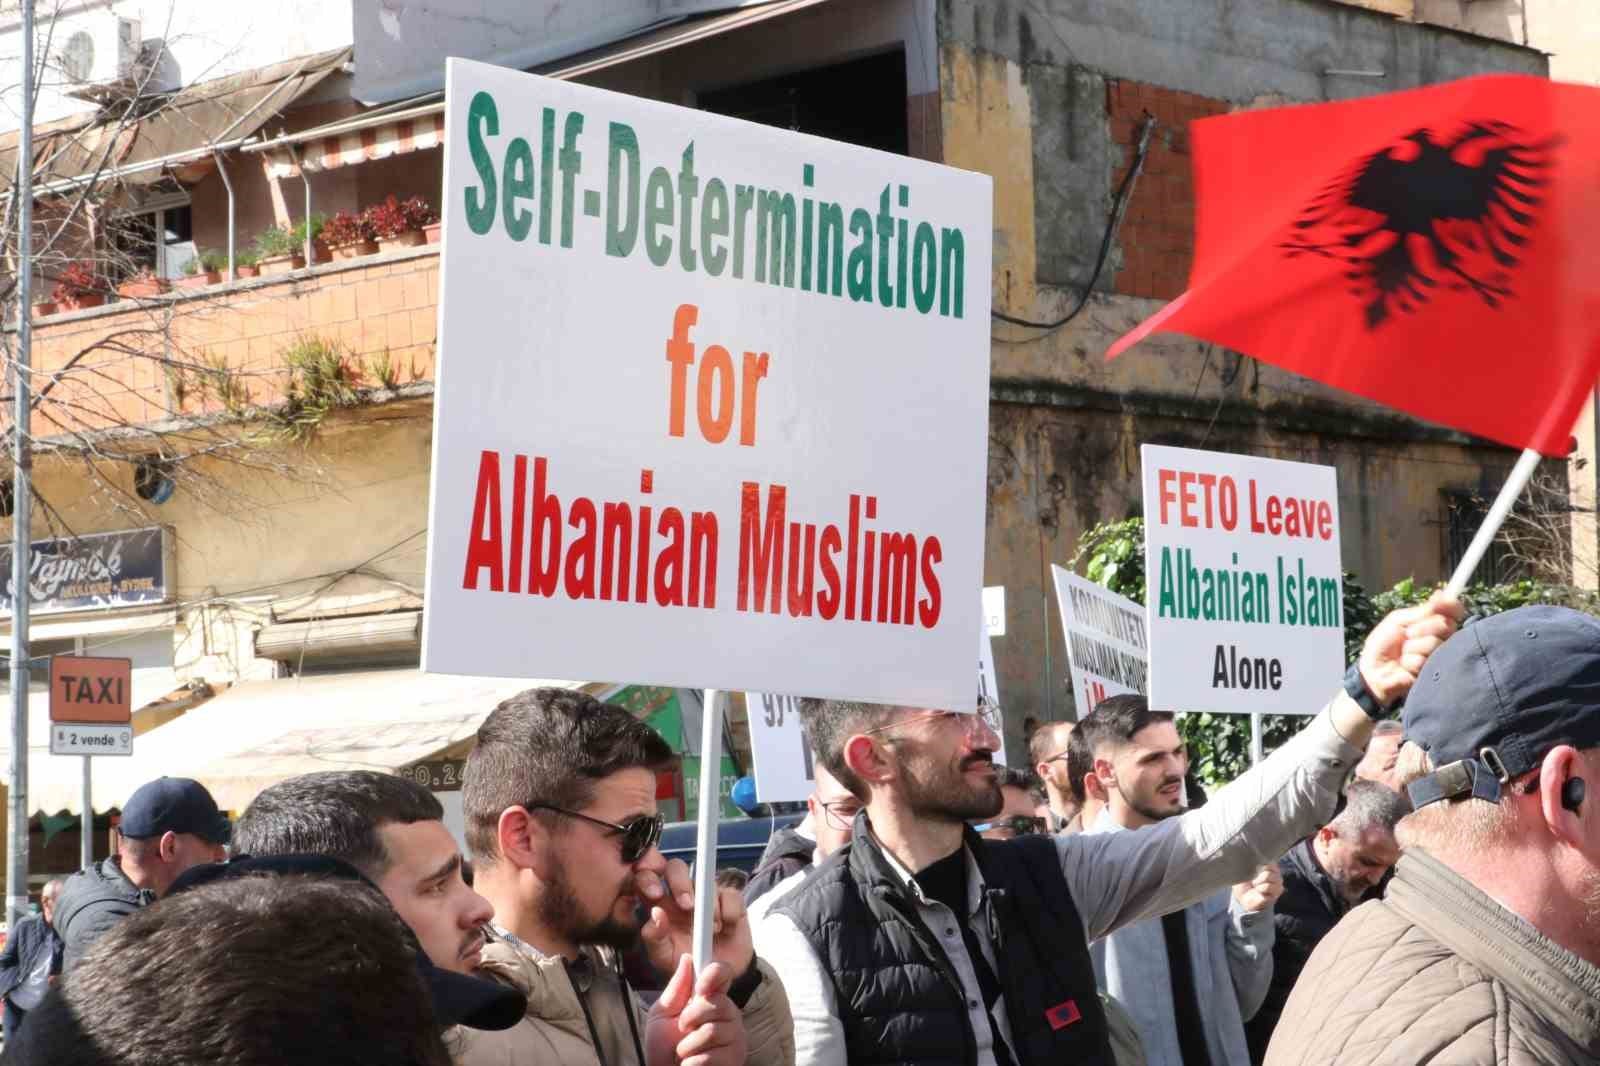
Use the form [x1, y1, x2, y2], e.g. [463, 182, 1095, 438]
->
[991, 114, 1158, 333]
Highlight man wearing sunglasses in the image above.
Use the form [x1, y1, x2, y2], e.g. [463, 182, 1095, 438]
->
[752, 594, 1462, 1066]
[456, 686, 794, 1066]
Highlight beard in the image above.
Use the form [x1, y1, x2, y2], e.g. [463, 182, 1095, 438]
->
[902, 750, 1002, 823]
[538, 856, 644, 951]
[1118, 775, 1187, 823]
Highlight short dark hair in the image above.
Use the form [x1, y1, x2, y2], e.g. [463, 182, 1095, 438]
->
[463, 687, 677, 862]
[1330, 780, 1411, 838]
[233, 771, 444, 879]
[1027, 721, 1073, 770]
[1065, 726, 1096, 805]
[26, 875, 451, 1066]
[798, 698, 905, 798]
[1077, 695, 1174, 760]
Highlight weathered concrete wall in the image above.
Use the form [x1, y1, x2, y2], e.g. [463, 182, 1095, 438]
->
[937, 0, 1556, 741]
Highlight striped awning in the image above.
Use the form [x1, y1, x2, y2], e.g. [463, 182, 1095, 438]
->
[262, 107, 444, 180]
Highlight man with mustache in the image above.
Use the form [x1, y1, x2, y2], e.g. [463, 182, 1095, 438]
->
[455, 687, 793, 1066]
[1081, 698, 1282, 1066]
[751, 594, 1461, 1066]
[1244, 779, 1408, 1063]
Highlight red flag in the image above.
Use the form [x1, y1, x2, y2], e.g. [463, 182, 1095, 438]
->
[1107, 75, 1600, 456]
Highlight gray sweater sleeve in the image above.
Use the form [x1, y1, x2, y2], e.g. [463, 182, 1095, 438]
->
[1060, 705, 1360, 941]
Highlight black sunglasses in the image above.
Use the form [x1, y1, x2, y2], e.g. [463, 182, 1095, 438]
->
[973, 815, 1045, 837]
[528, 804, 664, 863]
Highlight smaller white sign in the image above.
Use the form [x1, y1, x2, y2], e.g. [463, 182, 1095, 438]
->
[982, 586, 1007, 637]
[979, 619, 1008, 766]
[1141, 444, 1343, 716]
[746, 692, 816, 805]
[51, 723, 133, 757]
[1051, 565, 1148, 719]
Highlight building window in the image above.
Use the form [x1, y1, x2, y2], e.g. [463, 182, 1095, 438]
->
[1443, 489, 1525, 584]
[108, 192, 196, 282]
[697, 48, 908, 155]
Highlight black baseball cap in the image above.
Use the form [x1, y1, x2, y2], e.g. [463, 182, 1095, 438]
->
[1403, 605, 1600, 809]
[168, 854, 523, 1032]
[120, 776, 231, 843]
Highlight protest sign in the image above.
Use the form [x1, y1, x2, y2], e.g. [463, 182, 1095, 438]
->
[1050, 566, 1147, 719]
[1141, 445, 1342, 715]
[978, 619, 1008, 766]
[747, 692, 813, 804]
[422, 59, 993, 711]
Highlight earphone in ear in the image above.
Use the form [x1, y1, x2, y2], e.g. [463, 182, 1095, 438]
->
[1562, 777, 1586, 814]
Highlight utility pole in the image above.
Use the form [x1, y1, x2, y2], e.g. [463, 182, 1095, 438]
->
[9, 0, 36, 927]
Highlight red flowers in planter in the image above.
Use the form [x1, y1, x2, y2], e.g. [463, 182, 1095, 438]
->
[51, 261, 105, 309]
[365, 195, 437, 239]
[323, 210, 377, 247]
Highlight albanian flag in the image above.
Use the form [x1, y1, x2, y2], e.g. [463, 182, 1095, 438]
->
[1108, 75, 1600, 456]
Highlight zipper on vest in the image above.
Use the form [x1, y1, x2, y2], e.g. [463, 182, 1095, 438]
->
[876, 885, 981, 1066]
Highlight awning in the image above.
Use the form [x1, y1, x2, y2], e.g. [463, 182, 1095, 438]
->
[0, 47, 350, 198]
[31, 669, 588, 816]
[250, 0, 830, 180]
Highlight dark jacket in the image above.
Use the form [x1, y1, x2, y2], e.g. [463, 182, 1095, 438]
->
[744, 826, 815, 905]
[772, 823, 1112, 1066]
[53, 858, 152, 972]
[1247, 839, 1348, 1064]
[0, 914, 60, 1003]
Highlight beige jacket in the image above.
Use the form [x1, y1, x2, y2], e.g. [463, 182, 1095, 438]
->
[453, 936, 794, 1066]
[1265, 848, 1600, 1065]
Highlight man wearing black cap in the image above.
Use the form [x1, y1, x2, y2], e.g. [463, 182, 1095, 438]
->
[1265, 605, 1600, 1065]
[53, 776, 229, 972]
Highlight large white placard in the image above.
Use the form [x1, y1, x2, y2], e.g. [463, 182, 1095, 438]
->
[1050, 565, 1147, 719]
[1141, 445, 1343, 715]
[422, 60, 993, 710]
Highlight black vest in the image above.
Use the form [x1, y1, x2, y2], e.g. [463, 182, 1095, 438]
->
[773, 822, 1112, 1066]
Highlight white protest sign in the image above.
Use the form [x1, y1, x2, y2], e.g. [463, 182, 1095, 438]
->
[978, 618, 1008, 766]
[1140, 445, 1342, 715]
[982, 585, 1006, 637]
[1050, 565, 1147, 719]
[747, 692, 814, 804]
[422, 60, 993, 710]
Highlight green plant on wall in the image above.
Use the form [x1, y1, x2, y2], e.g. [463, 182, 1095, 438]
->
[1069, 517, 1600, 787]
[275, 336, 360, 442]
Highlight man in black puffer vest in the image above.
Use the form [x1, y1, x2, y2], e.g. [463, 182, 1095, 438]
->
[751, 594, 1463, 1066]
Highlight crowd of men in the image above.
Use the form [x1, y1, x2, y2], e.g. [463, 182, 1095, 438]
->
[0, 594, 1597, 1065]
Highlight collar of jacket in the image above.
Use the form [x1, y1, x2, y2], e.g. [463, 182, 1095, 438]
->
[477, 929, 594, 1027]
[847, 810, 1001, 918]
[1387, 848, 1600, 1051]
[1286, 836, 1348, 920]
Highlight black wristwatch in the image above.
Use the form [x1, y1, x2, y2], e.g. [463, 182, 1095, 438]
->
[728, 957, 764, 1008]
[1342, 662, 1387, 720]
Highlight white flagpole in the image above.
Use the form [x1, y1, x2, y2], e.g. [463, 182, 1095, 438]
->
[691, 688, 723, 972]
[1443, 448, 1542, 598]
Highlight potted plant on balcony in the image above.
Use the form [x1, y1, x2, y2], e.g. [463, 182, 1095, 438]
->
[292, 213, 330, 264]
[117, 266, 170, 299]
[47, 261, 106, 313]
[176, 249, 228, 289]
[323, 210, 379, 260]
[368, 194, 435, 251]
[234, 249, 261, 279]
[254, 225, 304, 275]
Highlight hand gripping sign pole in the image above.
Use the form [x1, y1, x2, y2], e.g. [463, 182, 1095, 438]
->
[1443, 448, 1542, 598]
[691, 688, 723, 972]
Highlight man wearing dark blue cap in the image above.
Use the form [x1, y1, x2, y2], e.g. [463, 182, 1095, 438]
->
[52, 776, 229, 972]
[1265, 604, 1600, 1065]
